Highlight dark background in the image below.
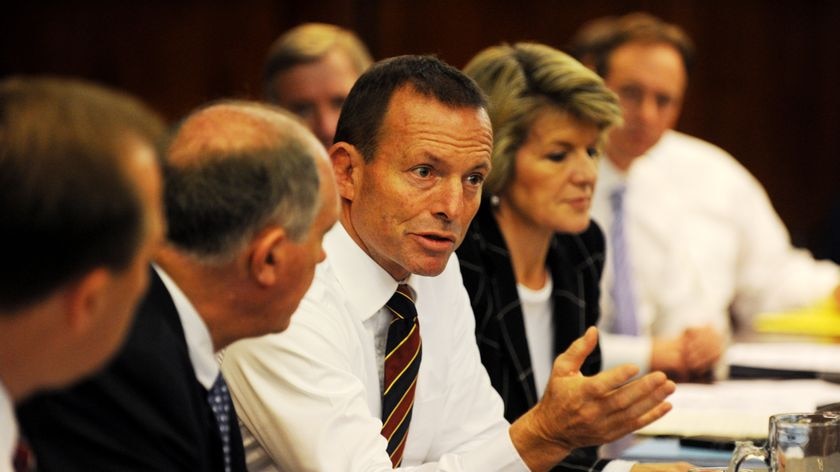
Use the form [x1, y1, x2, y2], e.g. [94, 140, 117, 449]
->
[3, 0, 839, 256]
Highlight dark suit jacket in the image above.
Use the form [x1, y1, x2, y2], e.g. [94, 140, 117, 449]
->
[456, 200, 610, 471]
[17, 269, 246, 472]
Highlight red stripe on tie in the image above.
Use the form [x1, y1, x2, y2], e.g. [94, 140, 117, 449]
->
[381, 376, 417, 439]
[380, 284, 421, 468]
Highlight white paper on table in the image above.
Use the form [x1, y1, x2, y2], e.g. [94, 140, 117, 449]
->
[636, 379, 840, 439]
[725, 342, 840, 375]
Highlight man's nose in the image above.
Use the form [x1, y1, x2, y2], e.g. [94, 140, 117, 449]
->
[433, 178, 465, 221]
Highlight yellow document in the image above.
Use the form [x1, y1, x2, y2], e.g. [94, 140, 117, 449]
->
[754, 297, 840, 337]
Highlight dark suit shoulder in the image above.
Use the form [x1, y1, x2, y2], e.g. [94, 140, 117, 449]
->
[17, 269, 237, 471]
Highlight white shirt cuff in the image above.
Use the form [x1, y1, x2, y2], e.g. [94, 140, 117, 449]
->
[603, 459, 637, 472]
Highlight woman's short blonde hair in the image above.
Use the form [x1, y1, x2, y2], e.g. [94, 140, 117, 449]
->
[463, 42, 622, 195]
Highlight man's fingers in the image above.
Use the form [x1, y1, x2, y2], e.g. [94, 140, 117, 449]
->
[618, 371, 671, 400]
[619, 374, 675, 412]
[630, 400, 673, 431]
[684, 333, 722, 372]
[584, 363, 641, 398]
[685, 349, 718, 371]
[552, 326, 599, 375]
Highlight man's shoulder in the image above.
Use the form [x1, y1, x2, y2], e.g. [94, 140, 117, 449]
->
[120, 274, 191, 369]
[16, 278, 210, 471]
[650, 130, 741, 167]
[656, 130, 734, 162]
[648, 130, 753, 180]
[277, 257, 364, 342]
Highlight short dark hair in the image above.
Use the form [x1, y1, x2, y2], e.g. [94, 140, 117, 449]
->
[334, 55, 487, 161]
[0, 77, 165, 312]
[163, 101, 321, 262]
[567, 12, 695, 78]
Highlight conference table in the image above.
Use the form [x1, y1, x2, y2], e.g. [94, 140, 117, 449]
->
[609, 314, 840, 469]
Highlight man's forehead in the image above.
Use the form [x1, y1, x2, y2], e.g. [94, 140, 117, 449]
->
[607, 43, 686, 92]
[275, 50, 360, 99]
[383, 85, 487, 126]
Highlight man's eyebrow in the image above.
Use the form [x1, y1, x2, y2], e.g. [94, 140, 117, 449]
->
[419, 153, 491, 172]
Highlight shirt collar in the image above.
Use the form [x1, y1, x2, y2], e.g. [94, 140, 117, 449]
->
[324, 223, 413, 322]
[0, 379, 15, 468]
[599, 155, 629, 188]
[153, 264, 219, 390]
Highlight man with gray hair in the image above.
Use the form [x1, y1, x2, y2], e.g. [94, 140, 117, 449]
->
[263, 22, 373, 148]
[17, 101, 340, 471]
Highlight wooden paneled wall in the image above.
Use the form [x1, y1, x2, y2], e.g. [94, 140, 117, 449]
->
[3, 0, 839, 254]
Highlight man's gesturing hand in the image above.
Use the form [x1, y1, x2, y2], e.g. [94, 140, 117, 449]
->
[510, 327, 676, 472]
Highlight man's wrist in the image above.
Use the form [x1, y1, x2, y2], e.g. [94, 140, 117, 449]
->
[509, 408, 572, 472]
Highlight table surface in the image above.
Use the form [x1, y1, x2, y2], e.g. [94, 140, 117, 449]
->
[618, 437, 769, 470]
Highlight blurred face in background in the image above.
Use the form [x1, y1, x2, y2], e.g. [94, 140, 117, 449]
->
[603, 41, 686, 162]
[270, 49, 361, 148]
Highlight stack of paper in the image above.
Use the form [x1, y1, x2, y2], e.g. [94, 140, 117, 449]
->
[725, 342, 840, 378]
[636, 379, 840, 440]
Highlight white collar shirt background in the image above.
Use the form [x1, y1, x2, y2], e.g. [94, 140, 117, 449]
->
[0, 380, 15, 472]
[592, 129, 840, 373]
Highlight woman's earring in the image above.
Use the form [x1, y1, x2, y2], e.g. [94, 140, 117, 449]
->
[490, 194, 500, 207]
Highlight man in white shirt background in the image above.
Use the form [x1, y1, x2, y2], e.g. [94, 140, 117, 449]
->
[570, 13, 840, 380]
[222, 54, 680, 472]
[0, 77, 166, 472]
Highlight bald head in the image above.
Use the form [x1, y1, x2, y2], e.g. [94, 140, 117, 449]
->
[164, 101, 324, 262]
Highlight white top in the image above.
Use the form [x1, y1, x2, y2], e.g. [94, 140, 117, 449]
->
[515, 278, 636, 472]
[154, 265, 219, 390]
[221, 223, 527, 472]
[0, 381, 15, 472]
[591, 130, 840, 371]
[516, 274, 553, 400]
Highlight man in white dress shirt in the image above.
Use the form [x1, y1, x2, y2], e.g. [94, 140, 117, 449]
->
[571, 13, 840, 379]
[222, 55, 678, 472]
[0, 77, 166, 471]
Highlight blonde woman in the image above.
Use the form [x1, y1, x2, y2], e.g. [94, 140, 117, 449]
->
[458, 43, 692, 472]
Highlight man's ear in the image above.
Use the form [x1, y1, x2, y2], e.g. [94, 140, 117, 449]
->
[65, 268, 111, 332]
[249, 226, 287, 287]
[329, 142, 363, 201]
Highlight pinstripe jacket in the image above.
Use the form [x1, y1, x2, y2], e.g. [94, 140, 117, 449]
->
[456, 199, 610, 471]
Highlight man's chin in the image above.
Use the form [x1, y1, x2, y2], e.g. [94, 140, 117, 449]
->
[407, 257, 451, 278]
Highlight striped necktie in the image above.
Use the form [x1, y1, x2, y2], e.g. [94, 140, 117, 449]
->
[609, 184, 639, 335]
[381, 284, 422, 467]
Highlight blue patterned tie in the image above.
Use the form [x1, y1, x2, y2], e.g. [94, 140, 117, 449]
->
[609, 185, 639, 335]
[208, 374, 232, 472]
